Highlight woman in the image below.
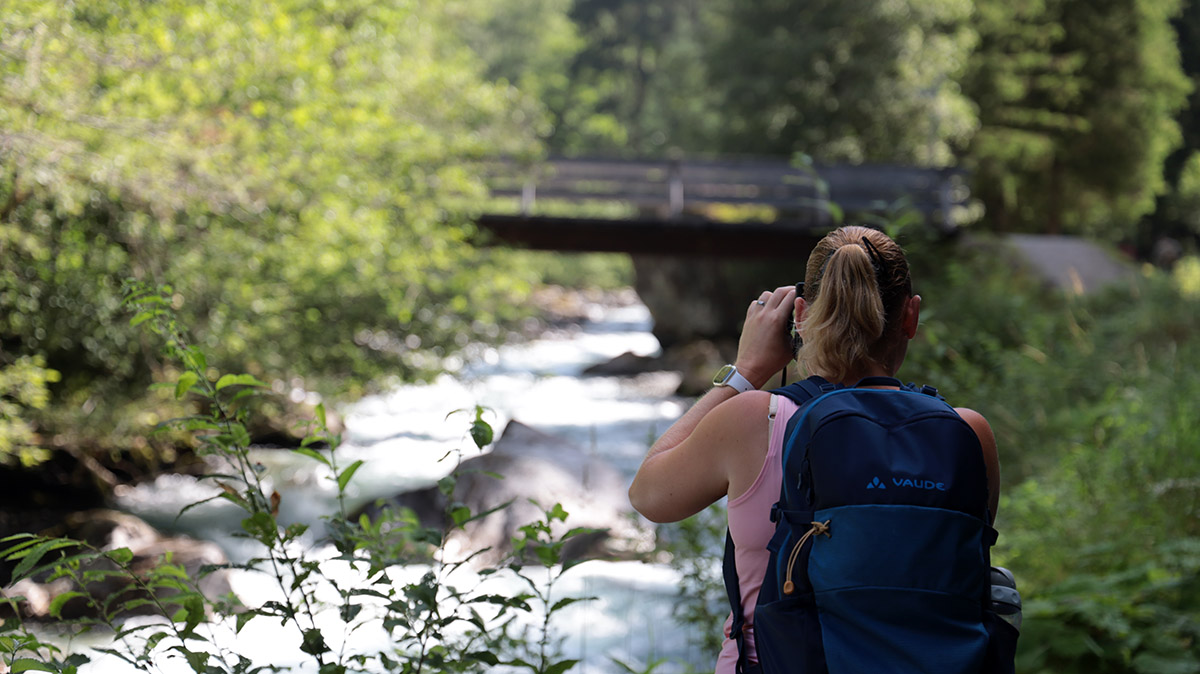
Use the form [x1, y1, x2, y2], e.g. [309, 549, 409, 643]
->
[628, 226, 1000, 673]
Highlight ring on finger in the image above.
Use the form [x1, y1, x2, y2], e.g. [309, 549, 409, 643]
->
[756, 300, 766, 306]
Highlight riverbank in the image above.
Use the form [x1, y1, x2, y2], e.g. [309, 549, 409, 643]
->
[0, 284, 642, 523]
[5, 287, 714, 674]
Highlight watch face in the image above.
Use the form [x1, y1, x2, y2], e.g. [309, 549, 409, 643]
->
[713, 364, 736, 385]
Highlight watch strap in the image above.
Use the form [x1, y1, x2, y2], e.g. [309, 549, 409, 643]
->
[714, 365, 756, 394]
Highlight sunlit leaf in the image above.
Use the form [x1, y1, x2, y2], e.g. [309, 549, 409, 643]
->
[544, 660, 580, 674]
[215, 374, 268, 391]
[337, 460, 363, 492]
[292, 447, 331, 467]
[48, 591, 89, 619]
[11, 539, 77, 580]
[129, 311, 157, 327]
[470, 419, 494, 448]
[10, 658, 54, 673]
[175, 371, 199, 399]
[106, 547, 134, 565]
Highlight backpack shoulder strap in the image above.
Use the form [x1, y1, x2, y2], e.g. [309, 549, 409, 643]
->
[770, 375, 837, 405]
[853, 375, 902, 389]
[722, 529, 753, 673]
[904, 381, 946, 401]
[722, 382, 830, 672]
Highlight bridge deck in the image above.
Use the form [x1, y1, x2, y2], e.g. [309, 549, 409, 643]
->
[476, 156, 968, 257]
[476, 213, 832, 258]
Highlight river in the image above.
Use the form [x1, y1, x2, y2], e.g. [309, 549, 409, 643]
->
[100, 291, 718, 674]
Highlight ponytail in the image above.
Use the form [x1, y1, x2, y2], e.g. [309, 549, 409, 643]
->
[798, 226, 911, 382]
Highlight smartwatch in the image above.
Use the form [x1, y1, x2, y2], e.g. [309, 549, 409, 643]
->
[712, 364, 755, 394]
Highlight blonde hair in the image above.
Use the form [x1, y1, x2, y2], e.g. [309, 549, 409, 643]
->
[798, 226, 912, 382]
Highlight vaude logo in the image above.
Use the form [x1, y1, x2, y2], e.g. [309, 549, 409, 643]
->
[866, 477, 887, 489]
[890, 476, 948, 491]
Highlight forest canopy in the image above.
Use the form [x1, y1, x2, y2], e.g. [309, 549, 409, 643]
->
[1, 0, 546, 421]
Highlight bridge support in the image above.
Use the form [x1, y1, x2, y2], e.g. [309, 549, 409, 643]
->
[631, 251, 817, 352]
[475, 214, 827, 355]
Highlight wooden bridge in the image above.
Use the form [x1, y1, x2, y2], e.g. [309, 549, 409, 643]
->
[476, 156, 969, 258]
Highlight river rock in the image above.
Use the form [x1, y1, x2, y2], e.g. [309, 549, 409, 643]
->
[360, 420, 653, 566]
[581, 340, 735, 397]
[3, 509, 232, 621]
[581, 351, 665, 376]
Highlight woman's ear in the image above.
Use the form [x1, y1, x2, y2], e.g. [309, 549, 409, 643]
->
[902, 295, 921, 339]
[794, 296, 807, 336]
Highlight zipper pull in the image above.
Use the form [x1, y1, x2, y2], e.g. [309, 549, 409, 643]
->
[782, 520, 831, 595]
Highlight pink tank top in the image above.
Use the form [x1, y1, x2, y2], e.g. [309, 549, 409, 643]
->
[715, 395, 797, 674]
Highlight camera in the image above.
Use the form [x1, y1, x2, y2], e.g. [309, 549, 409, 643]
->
[785, 282, 804, 357]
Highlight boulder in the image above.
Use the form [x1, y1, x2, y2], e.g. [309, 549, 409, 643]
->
[581, 351, 665, 377]
[360, 421, 653, 566]
[3, 509, 232, 621]
[581, 340, 737, 396]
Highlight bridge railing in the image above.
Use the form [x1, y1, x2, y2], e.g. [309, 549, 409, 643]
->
[486, 156, 969, 231]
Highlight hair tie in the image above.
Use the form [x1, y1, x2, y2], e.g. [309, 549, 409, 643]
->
[860, 236, 887, 281]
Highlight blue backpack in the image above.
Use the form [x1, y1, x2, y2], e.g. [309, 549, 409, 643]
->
[724, 376, 1017, 674]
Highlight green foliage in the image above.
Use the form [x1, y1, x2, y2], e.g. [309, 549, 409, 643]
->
[0, 0, 547, 452]
[608, 656, 672, 674]
[898, 242, 1200, 673]
[8, 0, 1200, 668]
[2, 285, 597, 674]
[508, 503, 598, 674]
[456, 0, 724, 155]
[548, 0, 725, 155]
[1149, 148, 1200, 246]
[450, 0, 579, 132]
[0, 356, 59, 466]
[506, 251, 635, 291]
[1141, 0, 1200, 252]
[707, 0, 977, 165]
[965, 0, 1191, 238]
[658, 504, 728, 661]
[0, 530, 237, 674]
[1016, 540, 1200, 673]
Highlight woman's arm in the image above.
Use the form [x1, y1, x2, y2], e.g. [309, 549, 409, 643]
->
[629, 285, 797, 523]
[629, 390, 770, 522]
[955, 407, 1000, 521]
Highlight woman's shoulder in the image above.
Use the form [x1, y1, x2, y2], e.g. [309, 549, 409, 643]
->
[700, 389, 774, 438]
[953, 407, 993, 437]
[954, 406, 1000, 520]
[721, 389, 773, 411]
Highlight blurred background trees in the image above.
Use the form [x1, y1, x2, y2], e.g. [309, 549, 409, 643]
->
[1, 0, 548, 454]
[707, 0, 977, 165]
[965, 0, 1191, 239]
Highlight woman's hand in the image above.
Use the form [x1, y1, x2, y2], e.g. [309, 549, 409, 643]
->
[735, 285, 799, 388]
